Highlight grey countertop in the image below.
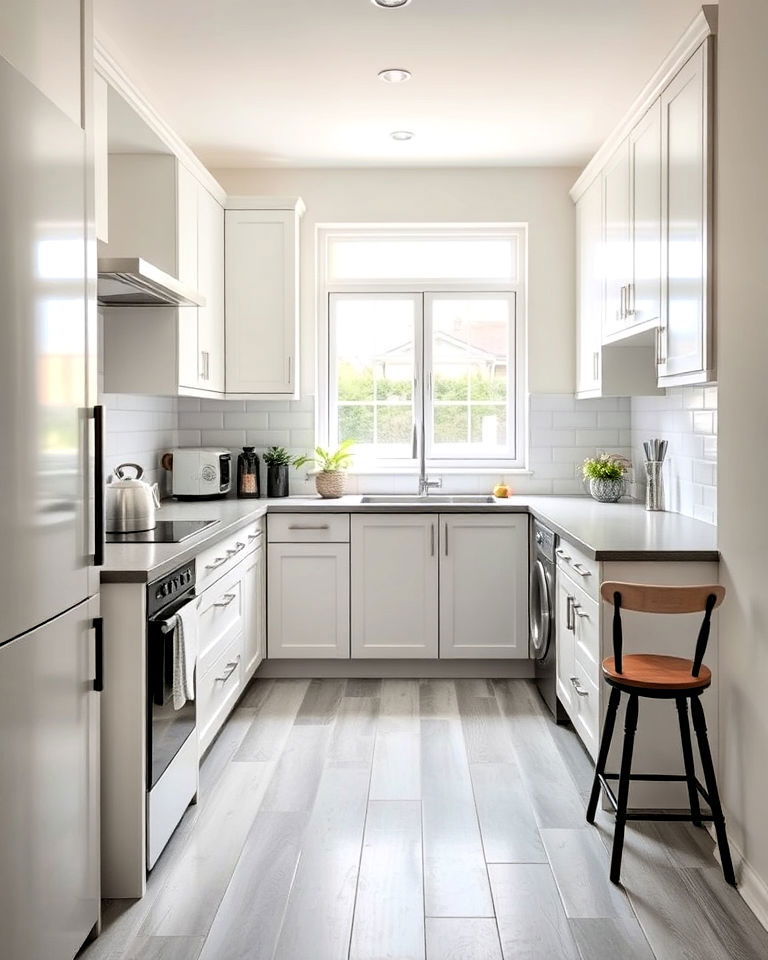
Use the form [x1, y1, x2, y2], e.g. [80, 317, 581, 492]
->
[100, 494, 718, 583]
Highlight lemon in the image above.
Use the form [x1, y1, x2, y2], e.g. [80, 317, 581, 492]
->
[493, 484, 510, 498]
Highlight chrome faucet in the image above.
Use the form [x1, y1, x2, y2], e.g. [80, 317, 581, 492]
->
[417, 418, 441, 497]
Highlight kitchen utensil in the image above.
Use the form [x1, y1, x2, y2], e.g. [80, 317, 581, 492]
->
[106, 462, 161, 532]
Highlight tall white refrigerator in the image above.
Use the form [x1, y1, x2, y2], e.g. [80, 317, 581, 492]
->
[0, 53, 103, 960]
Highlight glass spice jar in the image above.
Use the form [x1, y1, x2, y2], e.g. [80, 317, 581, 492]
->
[237, 446, 261, 499]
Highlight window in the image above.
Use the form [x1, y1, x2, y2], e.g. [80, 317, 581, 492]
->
[319, 225, 526, 470]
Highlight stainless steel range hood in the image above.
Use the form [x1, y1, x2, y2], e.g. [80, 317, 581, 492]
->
[97, 258, 205, 307]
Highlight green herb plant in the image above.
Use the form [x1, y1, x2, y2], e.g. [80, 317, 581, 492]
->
[294, 439, 355, 473]
[582, 453, 630, 481]
[262, 446, 305, 469]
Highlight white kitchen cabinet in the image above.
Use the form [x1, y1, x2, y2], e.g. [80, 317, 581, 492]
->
[242, 538, 266, 679]
[659, 40, 714, 385]
[439, 514, 528, 659]
[629, 100, 662, 330]
[576, 176, 604, 395]
[351, 515, 438, 659]
[225, 199, 303, 397]
[602, 138, 631, 338]
[102, 156, 227, 397]
[196, 185, 226, 393]
[555, 575, 576, 718]
[268, 542, 350, 658]
[0, 0, 86, 127]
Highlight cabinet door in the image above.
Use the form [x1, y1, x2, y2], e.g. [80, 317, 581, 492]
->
[0, 597, 100, 960]
[602, 138, 631, 336]
[226, 209, 299, 395]
[630, 99, 662, 328]
[659, 40, 713, 384]
[351, 515, 438, 658]
[0, 0, 85, 127]
[555, 576, 576, 721]
[268, 543, 350, 658]
[439, 515, 528, 659]
[576, 176, 604, 394]
[243, 543, 265, 679]
[196, 186, 225, 393]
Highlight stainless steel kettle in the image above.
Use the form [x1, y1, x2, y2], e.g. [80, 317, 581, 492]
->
[106, 463, 161, 533]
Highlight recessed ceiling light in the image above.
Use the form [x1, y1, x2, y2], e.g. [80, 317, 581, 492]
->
[371, 0, 412, 8]
[378, 68, 412, 83]
[390, 130, 414, 141]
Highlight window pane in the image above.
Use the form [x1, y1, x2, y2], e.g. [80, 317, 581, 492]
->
[329, 237, 517, 282]
[332, 296, 416, 459]
[430, 296, 512, 457]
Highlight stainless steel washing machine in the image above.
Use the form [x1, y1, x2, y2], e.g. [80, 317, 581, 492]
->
[530, 520, 565, 721]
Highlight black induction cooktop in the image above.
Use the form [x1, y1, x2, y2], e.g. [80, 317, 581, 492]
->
[106, 519, 220, 544]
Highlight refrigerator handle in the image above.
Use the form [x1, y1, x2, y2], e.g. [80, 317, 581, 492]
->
[93, 617, 104, 692]
[93, 405, 104, 567]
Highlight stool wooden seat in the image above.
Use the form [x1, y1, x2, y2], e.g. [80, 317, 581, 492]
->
[586, 581, 736, 888]
[602, 654, 712, 692]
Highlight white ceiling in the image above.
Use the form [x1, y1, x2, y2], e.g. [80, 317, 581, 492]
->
[95, 0, 705, 169]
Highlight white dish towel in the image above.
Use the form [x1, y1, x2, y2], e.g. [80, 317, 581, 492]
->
[172, 599, 199, 710]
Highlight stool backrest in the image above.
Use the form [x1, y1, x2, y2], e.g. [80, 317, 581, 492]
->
[599, 582, 724, 677]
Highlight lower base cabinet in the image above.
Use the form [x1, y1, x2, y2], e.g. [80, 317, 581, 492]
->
[351, 514, 439, 658]
[267, 542, 350, 658]
[439, 514, 529, 658]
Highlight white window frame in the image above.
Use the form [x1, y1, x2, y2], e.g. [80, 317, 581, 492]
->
[317, 223, 528, 472]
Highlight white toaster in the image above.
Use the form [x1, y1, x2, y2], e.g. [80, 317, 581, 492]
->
[164, 448, 232, 499]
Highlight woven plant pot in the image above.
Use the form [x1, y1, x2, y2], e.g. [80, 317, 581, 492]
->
[589, 477, 624, 503]
[315, 470, 346, 499]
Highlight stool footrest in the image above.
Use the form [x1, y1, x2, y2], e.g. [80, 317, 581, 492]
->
[597, 771, 713, 821]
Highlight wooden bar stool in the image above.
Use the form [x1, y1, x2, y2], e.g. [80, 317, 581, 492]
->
[586, 581, 736, 887]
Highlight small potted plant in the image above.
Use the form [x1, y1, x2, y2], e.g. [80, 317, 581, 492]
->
[295, 440, 354, 499]
[582, 454, 630, 503]
[262, 446, 304, 498]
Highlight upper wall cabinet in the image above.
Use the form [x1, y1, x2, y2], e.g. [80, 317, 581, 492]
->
[0, 0, 87, 128]
[102, 154, 226, 397]
[572, 12, 716, 393]
[659, 41, 714, 385]
[225, 199, 304, 398]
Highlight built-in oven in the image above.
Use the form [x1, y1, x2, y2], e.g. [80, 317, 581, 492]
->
[146, 560, 199, 869]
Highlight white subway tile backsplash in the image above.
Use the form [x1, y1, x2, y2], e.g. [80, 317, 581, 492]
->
[223, 411, 269, 430]
[179, 411, 224, 430]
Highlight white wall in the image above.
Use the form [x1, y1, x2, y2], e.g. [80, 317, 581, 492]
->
[716, 0, 768, 925]
[213, 166, 580, 396]
[630, 385, 718, 524]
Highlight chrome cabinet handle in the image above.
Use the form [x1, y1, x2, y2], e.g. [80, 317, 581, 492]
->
[592, 351, 600, 381]
[570, 676, 589, 697]
[248, 532, 262, 541]
[430, 524, 435, 557]
[571, 562, 590, 577]
[626, 283, 634, 317]
[205, 556, 228, 570]
[215, 656, 241, 683]
[288, 524, 330, 531]
[444, 524, 448, 557]
[226, 541, 246, 556]
[213, 593, 237, 608]
[658, 325, 667, 364]
[566, 595, 575, 631]
[556, 548, 570, 561]
[287, 355, 292, 384]
[572, 603, 589, 619]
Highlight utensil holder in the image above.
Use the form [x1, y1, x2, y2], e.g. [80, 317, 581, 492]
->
[645, 461, 664, 511]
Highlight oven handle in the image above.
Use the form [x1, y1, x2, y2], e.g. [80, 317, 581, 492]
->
[149, 588, 197, 633]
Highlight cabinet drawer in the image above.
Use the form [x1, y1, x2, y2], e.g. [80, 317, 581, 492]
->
[197, 564, 244, 676]
[196, 519, 264, 591]
[268, 513, 350, 543]
[556, 538, 599, 599]
[571, 588, 601, 669]
[198, 635, 243, 755]
[572, 647, 600, 759]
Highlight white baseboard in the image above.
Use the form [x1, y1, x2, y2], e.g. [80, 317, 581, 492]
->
[257, 658, 535, 679]
[707, 824, 768, 932]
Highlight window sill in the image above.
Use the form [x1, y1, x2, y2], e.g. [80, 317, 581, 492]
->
[344, 467, 533, 477]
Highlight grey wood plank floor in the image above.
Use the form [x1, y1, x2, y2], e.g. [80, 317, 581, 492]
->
[80, 678, 768, 960]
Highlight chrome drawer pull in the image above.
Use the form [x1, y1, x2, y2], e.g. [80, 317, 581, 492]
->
[248, 532, 262, 541]
[213, 593, 237, 608]
[570, 676, 589, 697]
[571, 562, 590, 577]
[572, 603, 589, 619]
[205, 556, 228, 570]
[226, 541, 246, 556]
[288, 524, 330, 531]
[555, 548, 570, 561]
[215, 656, 241, 683]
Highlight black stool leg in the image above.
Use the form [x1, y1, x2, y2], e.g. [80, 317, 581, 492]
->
[610, 693, 638, 885]
[690, 695, 737, 886]
[587, 686, 621, 824]
[676, 697, 702, 827]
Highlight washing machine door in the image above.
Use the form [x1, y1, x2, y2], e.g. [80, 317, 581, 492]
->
[529, 558, 552, 660]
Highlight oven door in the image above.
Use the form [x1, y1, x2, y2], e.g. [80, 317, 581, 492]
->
[529, 558, 553, 661]
[147, 589, 197, 789]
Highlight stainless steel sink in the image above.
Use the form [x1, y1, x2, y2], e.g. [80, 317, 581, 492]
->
[360, 494, 496, 505]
